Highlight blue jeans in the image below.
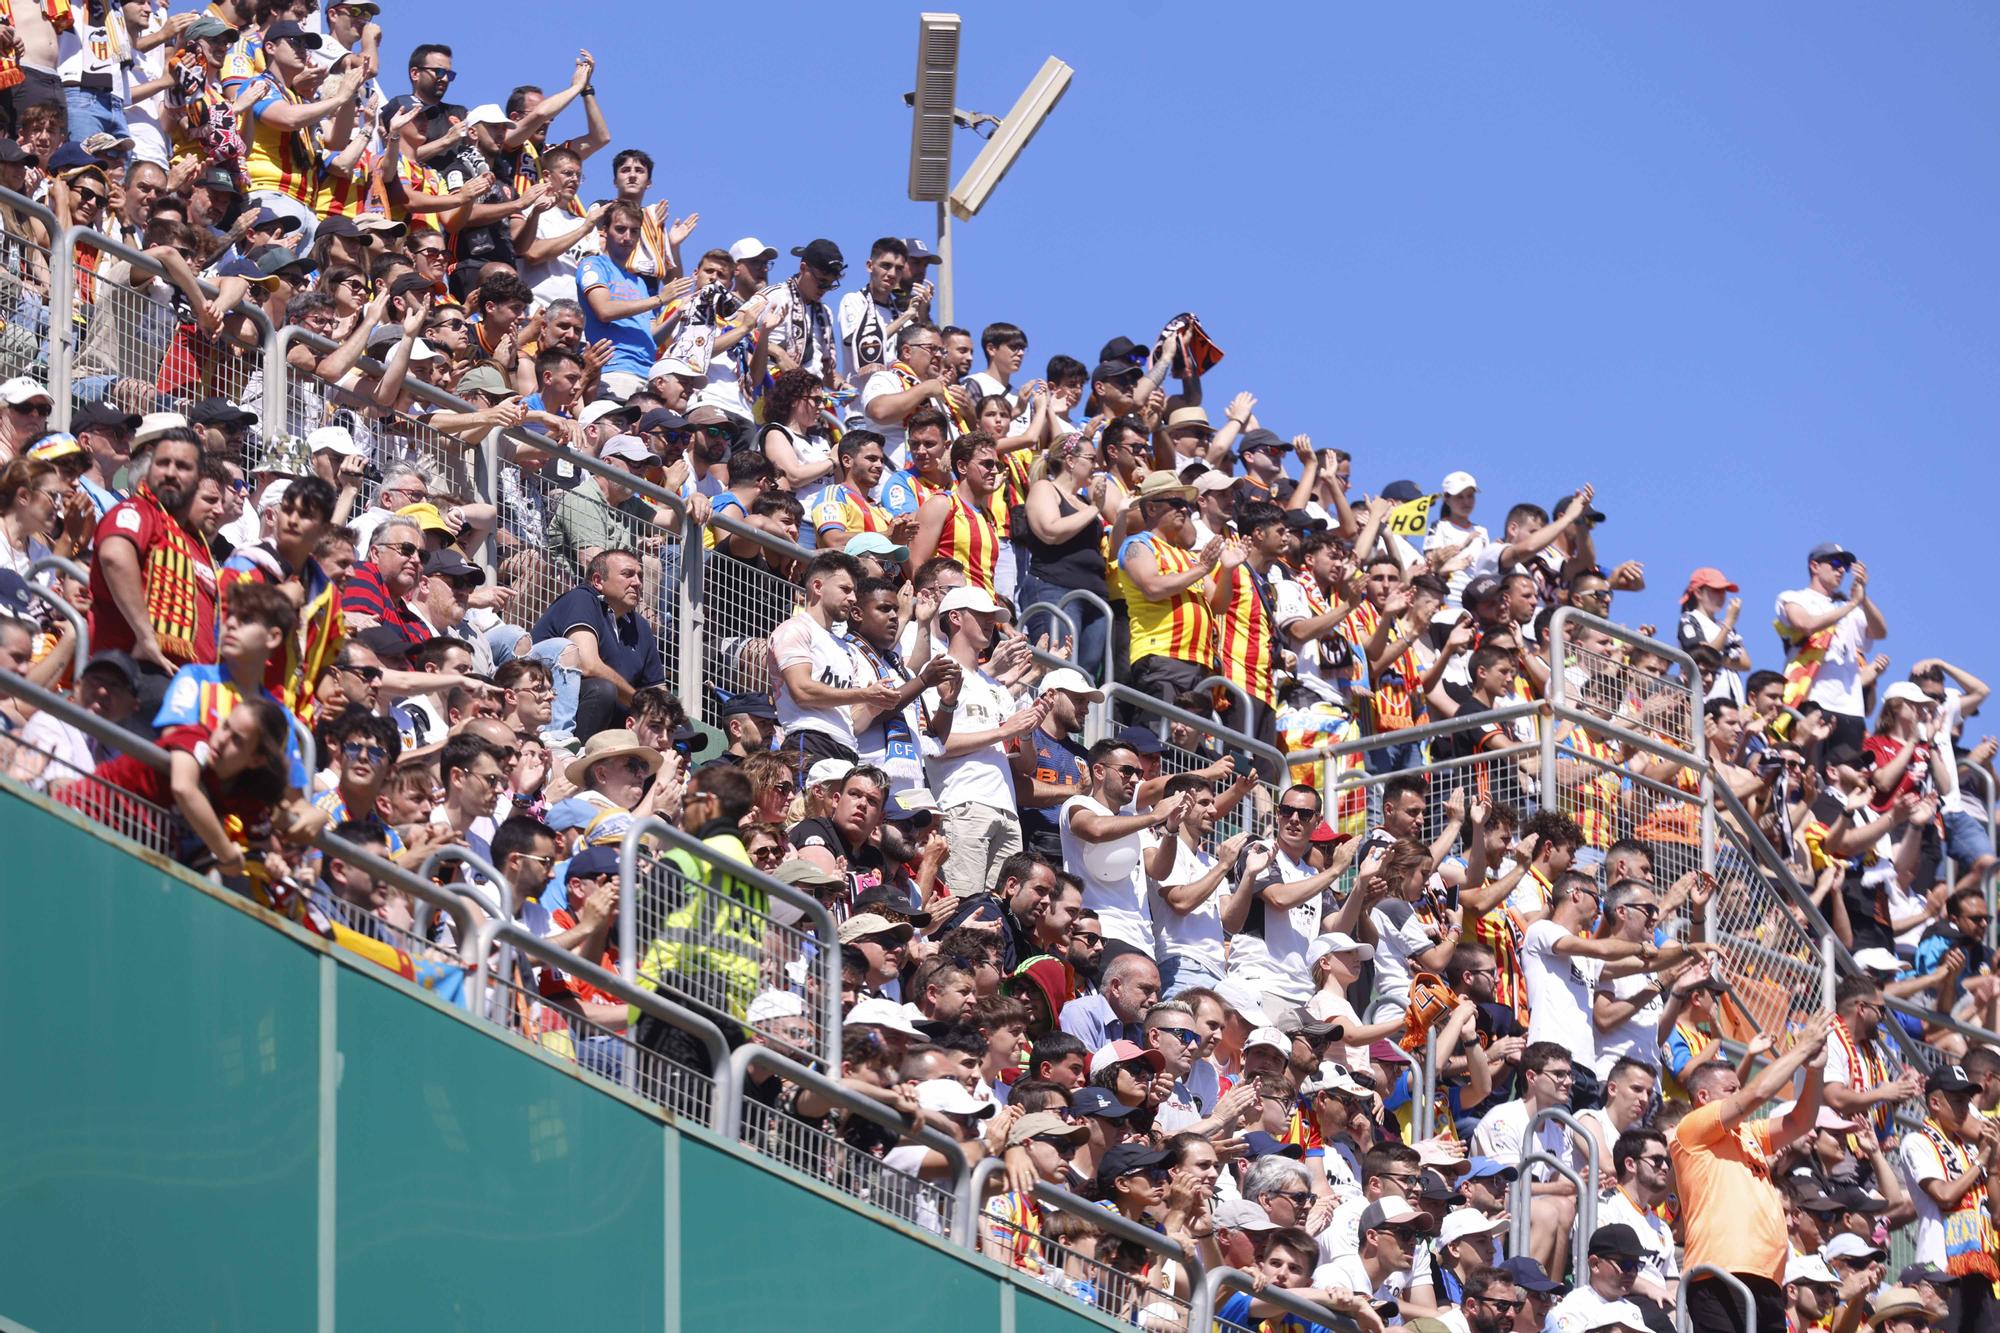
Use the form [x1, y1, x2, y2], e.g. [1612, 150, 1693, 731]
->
[1017, 571, 1110, 685]
[1944, 809, 1995, 865]
[1161, 953, 1223, 998]
[63, 86, 129, 143]
[529, 637, 580, 736]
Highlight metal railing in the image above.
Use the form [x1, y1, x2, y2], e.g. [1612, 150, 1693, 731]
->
[1510, 1148, 1590, 1281]
[725, 1043, 973, 1245]
[54, 221, 276, 446]
[1205, 1266, 1361, 1333]
[699, 510, 813, 730]
[617, 816, 841, 1072]
[1677, 1264, 1755, 1333]
[1031, 1179, 1204, 1331]
[0, 187, 59, 385]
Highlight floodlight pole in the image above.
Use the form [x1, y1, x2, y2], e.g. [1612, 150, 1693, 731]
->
[936, 201, 954, 326]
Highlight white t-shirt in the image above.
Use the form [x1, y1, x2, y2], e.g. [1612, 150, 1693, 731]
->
[836, 289, 903, 384]
[965, 370, 1009, 402]
[1274, 576, 1353, 708]
[1424, 518, 1489, 604]
[1596, 1185, 1680, 1295]
[1061, 793, 1152, 950]
[1368, 899, 1443, 1015]
[1146, 831, 1226, 974]
[1306, 988, 1371, 1071]
[1896, 1128, 1952, 1268]
[521, 205, 601, 310]
[1469, 1097, 1577, 1171]
[768, 611, 864, 748]
[1522, 917, 1602, 1066]
[1593, 971, 1665, 1078]
[1774, 587, 1873, 718]
[860, 368, 915, 467]
[1546, 1285, 1617, 1333]
[12, 709, 96, 789]
[919, 668, 1021, 814]
[1226, 846, 1323, 1004]
[1311, 1251, 1405, 1303]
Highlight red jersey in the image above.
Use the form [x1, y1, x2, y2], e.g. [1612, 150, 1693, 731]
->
[87, 485, 218, 666]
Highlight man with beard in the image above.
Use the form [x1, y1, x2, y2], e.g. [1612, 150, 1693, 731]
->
[1011, 667, 1100, 861]
[937, 850, 1058, 974]
[89, 426, 217, 714]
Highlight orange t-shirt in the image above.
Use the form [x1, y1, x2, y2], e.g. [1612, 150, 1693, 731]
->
[1669, 1102, 1789, 1283]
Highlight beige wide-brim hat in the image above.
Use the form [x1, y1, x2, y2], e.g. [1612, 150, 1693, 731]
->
[563, 729, 665, 788]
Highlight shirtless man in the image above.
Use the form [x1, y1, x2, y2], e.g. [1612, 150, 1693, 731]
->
[1, 4, 63, 137]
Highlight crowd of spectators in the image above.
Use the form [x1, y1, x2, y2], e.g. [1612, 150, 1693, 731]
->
[0, 9, 1998, 1333]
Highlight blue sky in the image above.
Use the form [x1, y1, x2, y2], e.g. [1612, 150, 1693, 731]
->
[446, 3, 2000, 714]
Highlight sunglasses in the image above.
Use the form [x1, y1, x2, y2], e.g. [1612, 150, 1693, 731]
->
[1111, 763, 1145, 779]
[415, 247, 447, 260]
[1030, 1135, 1079, 1159]
[8, 401, 51, 416]
[340, 664, 384, 683]
[377, 541, 421, 558]
[1155, 1027, 1198, 1046]
[1272, 1189, 1315, 1208]
[417, 66, 457, 82]
[1277, 805, 1319, 821]
[1072, 931, 1103, 947]
[341, 741, 387, 762]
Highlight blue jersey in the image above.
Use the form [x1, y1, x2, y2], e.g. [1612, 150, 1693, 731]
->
[153, 663, 309, 791]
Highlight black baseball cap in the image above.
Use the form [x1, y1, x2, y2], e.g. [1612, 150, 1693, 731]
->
[1826, 742, 1876, 771]
[1555, 491, 1607, 525]
[789, 238, 844, 274]
[1090, 359, 1144, 386]
[0, 570, 37, 620]
[0, 138, 30, 166]
[249, 244, 312, 279]
[314, 214, 363, 241]
[1100, 335, 1149, 365]
[1379, 479, 1425, 503]
[1095, 1143, 1170, 1186]
[1926, 1064, 1978, 1097]
[853, 886, 933, 929]
[717, 692, 777, 721]
[80, 649, 141, 692]
[352, 625, 415, 659]
[197, 164, 239, 193]
[1824, 1181, 1890, 1214]
[262, 19, 321, 46]
[1500, 1256, 1564, 1295]
[1463, 573, 1506, 606]
[1587, 1223, 1646, 1259]
[1900, 1265, 1956, 1287]
[71, 400, 140, 432]
[422, 548, 479, 581]
[188, 397, 256, 428]
[1111, 723, 1163, 757]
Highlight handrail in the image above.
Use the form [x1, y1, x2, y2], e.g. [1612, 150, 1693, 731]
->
[1204, 1264, 1363, 1333]
[66, 222, 276, 430]
[0, 662, 484, 990]
[25, 555, 89, 671]
[1415, 1025, 1438, 1139]
[1677, 1264, 1754, 1333]
[1193, 674, 1258, 737]
[1524, 1104, 1602, 1224]
[1033, 1178, 1209, 1326]
[707, 507, 811, 567]
[726, 1043, 976, 1246]
[618, 815, 842, 1072]
[48, 224, 82, 428]
[1548, 606, 1707, 764]
[1051, 587, 1116, 685]
[1105, 681, 1287, 774]
[1509, 1148, 1589, 1281]
[1015, 600, 1080, 656]
[416, 844, 509, 923]
[471, 915, 732, 1126]
[1287, 698, 1546, 770]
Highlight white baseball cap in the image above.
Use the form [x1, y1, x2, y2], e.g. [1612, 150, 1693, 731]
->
[1882, 681, 1930, 706]
[1442, 470, 1479, 496]
[1212, 978, 1270, 1027]
[844, 996, 923, 1037]
[133, 411, 190, 445]
[916, 1077, 996, 1118]
[461, 103, 515, 128]
[937, 586, 1001, 617]
[806, 758, 855, 788]
[648, 356, 704, 381]
[257, 479, 291, 513]
[1299, 1060, 1367, 1097]
[1244, 1026, 1291, 1055]
[1306, 932, 1374, 969]
[578, 399, 632, 427]
[1437, 1207, 1508, 1248]
[307, 424, 360, 457]
[0, 376, 53, 406]
[1038, 667, 1104, 702]
[599, 434, 658, 465]
[1785, 1254, 1838, 1287]
[746, 989, 805, 1024]
[1191, 468, 1240, 494]
[1852, 947, 1903, 976]
[729, 237, 778, 263]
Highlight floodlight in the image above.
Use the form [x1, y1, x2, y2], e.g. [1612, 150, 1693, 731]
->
[948, 56, 1072, 221]
[907, 13, 961, 203]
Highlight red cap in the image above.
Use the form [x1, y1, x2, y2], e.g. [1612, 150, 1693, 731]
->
[1310, 820, 1350, 845]
[1685, 567, 1739, 594]
[1090, 1039, 1167, 1077]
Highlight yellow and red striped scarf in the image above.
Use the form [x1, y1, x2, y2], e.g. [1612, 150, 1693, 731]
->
[134, 483, 211, 663]
[0, 0, 74, 89]
[1829, 1015, 1891, 1133]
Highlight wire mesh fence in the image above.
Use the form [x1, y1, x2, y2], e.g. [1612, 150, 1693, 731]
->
[736, 1094, 959, 1238]
[65, 231, 270, 461]
[978, 1197, 1194, 1329]
[477, 938, 717, 1126]
[4, 730, 180, 856]
[624, 845, 827, 1068]
[0, 214, 56, 381]
[700, 523, 807, 731]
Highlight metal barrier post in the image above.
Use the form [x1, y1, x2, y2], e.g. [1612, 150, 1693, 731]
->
[47, 226, 79, 426]
[1416, 1026, 1438, 1140]
[25, 555, 90, 668]
[1204, 1264, 1363, 1333]
[1677, 1264, 1754, 1333]
[675, 505, 705, 722]
[1525, 1104, 1603, 1227]
[1510, 1149, 1590, 1281]
[619, 816, 842, 1072]
[1033, 1179, 1208, 1326]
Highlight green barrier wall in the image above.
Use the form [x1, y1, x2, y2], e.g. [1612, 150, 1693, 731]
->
[0, 787, 1119, 1333]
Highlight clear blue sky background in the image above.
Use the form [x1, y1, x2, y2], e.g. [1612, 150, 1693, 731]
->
[444, 3, 1998, 719]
